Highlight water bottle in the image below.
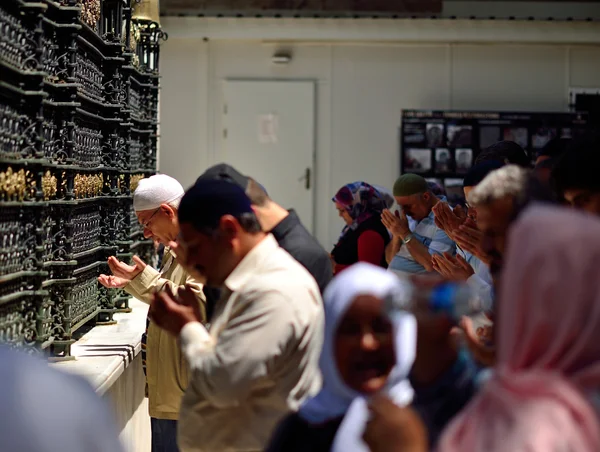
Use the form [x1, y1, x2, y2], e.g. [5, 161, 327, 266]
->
[384, 278, 485, 322]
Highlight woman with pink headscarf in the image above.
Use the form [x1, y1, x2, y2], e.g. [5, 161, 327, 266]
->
[364, 205, 600, 452]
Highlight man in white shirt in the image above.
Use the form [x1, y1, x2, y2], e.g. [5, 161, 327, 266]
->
[150, 179, 324, 452]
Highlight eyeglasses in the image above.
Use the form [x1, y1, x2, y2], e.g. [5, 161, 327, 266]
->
[140, 208, 160, 229]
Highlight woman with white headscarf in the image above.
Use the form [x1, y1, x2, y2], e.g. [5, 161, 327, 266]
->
[266, 262, 417, 452]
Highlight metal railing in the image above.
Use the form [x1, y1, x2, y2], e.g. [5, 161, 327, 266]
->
[0, 0, 165, 359]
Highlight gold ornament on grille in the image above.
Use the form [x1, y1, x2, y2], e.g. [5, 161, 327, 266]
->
[0, 168, 33, 201]
[126, 22, 141, 54]
[74, 173, 104, 199]
[79, 0, 101, 31]
[130, 174, 144, 192]
[41, 170, 58, 201]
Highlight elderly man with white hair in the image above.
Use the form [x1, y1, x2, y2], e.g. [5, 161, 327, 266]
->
[99, 174, 206, 452]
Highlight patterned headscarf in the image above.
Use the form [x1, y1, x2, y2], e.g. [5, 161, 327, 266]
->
[333, 182, 388, 238]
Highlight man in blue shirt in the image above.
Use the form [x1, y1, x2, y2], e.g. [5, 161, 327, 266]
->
[381, 174, 455, 276]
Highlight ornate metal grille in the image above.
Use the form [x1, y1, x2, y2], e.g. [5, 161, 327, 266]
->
[0, 0, 165, 358]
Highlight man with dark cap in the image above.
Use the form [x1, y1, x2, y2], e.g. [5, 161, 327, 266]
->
[381, 174, 455, 276]
[534, 138, 570, 185]
[149, 179, 324, 452]
[196, 164, 332, 296]
[551, 132, 600, 215]
[474, 140, 531, 168]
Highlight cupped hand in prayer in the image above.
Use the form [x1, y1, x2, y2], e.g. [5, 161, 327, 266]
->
[107, 255, 146, 280]
[432, 202, 464, 236]
[98, 274, 129, 289]
[150, 284, 203, 336]
[363, 395, 428, 452]
[382, 209, 410, 238]
[452, 220, 490, 264]
[432, 253, 475, 281]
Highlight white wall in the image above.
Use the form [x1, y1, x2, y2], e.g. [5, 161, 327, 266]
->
[159, 18, 600, 249]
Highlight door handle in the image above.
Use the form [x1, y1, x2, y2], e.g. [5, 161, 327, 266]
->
[298, 167, 311, 190]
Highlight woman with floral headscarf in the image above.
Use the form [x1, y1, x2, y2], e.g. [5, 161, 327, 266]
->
[330, 182, 392, 274]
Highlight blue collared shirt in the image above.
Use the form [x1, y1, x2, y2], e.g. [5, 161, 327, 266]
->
[458, 248, 494, 312]
[388, 197, 456, 275]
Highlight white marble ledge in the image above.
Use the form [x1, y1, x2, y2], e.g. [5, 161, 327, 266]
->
[50, 298, 149, 396]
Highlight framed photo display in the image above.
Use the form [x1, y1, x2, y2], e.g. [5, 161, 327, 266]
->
[400, 109, 588, 203]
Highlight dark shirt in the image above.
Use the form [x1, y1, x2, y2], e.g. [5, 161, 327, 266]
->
[270, 210, 333, 294]
[331, 215, 391, 269]
[410, 348, 477, 447]
[266, 350, 477, 451]
[265, 412, 343, 452]
[203, 286, 222, 323]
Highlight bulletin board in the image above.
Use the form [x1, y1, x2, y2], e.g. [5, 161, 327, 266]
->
[400, 109, 588, 202]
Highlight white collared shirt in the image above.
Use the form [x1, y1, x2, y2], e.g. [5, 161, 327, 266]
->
[177, 234, 324, 452]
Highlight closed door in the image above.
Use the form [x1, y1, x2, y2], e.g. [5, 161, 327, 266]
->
[222, 80, 315, 231]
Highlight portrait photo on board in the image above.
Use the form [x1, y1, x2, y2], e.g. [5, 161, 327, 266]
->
[434, 148, 452, 174]
[426, 123, 445, 148]
[455, 149, 473, 174]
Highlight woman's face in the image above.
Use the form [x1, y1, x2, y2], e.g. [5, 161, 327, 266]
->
[334, 294, 396, 394]
[335, 202, 353, 226]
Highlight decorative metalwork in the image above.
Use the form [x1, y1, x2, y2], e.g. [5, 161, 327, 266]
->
[129, 22, 140, 54]
[42, 171, 58, 200]
[73, 173, 103, 198]
[79, 0, 101, 31]
[130, 173, 144, 192]
[101, 0, 126, 44]
[75, 50, 104, 101]
[0, 207, 36, 275]
[0, 104, 38, 160]
[0, 0, 165, 357]
[73, 125, 103, 166]
[132, 16, 168, 74]
[0, 4, 38, 71]
[0, 167, 34, 202]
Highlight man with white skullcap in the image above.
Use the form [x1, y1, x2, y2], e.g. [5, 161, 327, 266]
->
[99, 174, 206, 452]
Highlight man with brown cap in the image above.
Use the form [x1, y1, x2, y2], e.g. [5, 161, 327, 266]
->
[381, 174, 455, 276]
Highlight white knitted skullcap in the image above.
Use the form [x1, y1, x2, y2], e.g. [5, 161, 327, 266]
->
[133, 174, 185, 212]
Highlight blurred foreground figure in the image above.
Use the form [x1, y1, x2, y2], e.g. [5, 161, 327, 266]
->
[364, 205, 600, 452]
[0, 347, 124, 452]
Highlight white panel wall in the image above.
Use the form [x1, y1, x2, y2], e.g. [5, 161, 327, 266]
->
[451, 46, 568, 111]
[158, 21, 600, 249]
[160, 39, 209, 190]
